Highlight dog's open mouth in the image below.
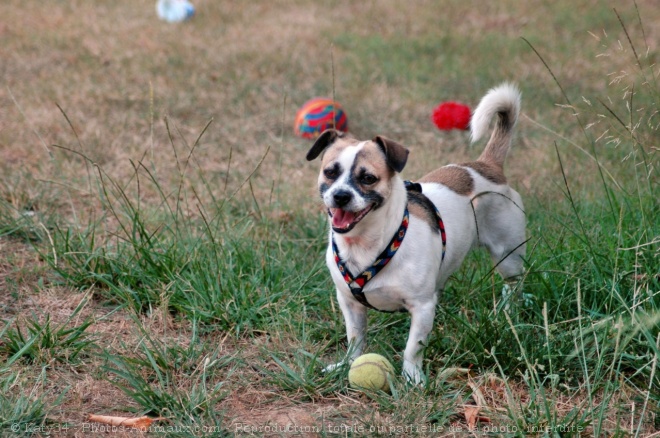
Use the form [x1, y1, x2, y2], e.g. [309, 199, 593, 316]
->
[329, 205, 373, 234]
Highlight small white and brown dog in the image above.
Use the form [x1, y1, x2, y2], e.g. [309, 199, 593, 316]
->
[306, 83, 527, 384]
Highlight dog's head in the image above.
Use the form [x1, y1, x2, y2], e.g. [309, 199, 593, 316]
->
[306, 129, 409, 234]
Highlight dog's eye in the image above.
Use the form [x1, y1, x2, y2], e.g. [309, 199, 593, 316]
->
[360, 174, 378, 185]
[323, 168, 338, 179]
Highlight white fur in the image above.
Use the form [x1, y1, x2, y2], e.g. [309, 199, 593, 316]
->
[315, 84, 527, 385]
[470, 83, 521, 144]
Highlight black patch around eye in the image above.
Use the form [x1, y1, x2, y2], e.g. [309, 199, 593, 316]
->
[360, 174, 378, 185]
[355, 167, 379, 185]
[323, 163, 340, 180]
[319, 182, 329, 197]
[343, 161, 383, 210]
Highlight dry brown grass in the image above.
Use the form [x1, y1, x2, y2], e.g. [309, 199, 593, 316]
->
[3, 0, 657, 217]
[1, 0, 659, 436]
[0, 237, 137, 434]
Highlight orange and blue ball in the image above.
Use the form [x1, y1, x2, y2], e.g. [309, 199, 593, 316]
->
[294, 98, 348, 139]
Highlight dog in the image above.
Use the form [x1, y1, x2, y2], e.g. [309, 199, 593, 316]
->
[306, 83, 526, 384]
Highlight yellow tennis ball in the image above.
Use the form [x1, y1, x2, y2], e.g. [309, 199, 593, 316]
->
[348, 353, 395, 392]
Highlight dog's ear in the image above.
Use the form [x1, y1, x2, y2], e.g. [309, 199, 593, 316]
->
[306, 129, 340, 161]
[372, 135, 409, 173]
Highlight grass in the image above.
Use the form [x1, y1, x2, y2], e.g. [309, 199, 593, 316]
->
[2, 305, 94, 366]
[102, 318, 231, 435]
[0, 0, 659, 436]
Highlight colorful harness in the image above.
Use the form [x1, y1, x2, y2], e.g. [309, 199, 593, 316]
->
[331, 182, 447, 312]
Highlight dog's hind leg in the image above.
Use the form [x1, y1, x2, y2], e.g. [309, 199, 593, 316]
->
[477, 190, 527, 309]
[491, 243, 527, 311]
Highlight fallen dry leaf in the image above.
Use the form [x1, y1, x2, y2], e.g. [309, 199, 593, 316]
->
[464, 405, 481, 431]
[436, 367, 472, 382]
[464, 405, 491, 431]
[87, 414, 162, 431]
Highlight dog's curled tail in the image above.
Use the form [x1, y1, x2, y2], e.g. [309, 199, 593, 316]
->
[470, 83, 521, 168]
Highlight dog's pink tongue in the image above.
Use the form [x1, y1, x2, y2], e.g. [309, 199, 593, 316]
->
[332, 208, 356, 229]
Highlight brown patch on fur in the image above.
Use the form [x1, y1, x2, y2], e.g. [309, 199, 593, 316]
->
[355, 141, 395, 178]
[318, 135, 360, 168]
[419, 166, 474, 195]
[407, 191, 439, 232]
[372, 135, 409, 172]
[461, 161, 507, 185]
[351, 141, 395, 200]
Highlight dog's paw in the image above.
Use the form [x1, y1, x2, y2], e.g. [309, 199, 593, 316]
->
[500, 282, 532, 311]
[500, 283, 514, 311]
[402, 360, 425, 386]
[322, 361, 347, 373]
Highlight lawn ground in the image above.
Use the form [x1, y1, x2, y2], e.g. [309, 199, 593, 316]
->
[0, 0, 658, 436]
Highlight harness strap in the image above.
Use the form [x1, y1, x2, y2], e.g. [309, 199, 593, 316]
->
[332, 207, 409, 312]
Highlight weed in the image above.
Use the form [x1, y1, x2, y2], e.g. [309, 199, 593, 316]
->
[1, 295, 95, 367]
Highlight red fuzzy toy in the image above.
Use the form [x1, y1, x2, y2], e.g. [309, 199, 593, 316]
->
[431, 101, 471, 131]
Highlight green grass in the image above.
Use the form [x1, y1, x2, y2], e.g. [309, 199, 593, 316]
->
[0, 0, 659, 436]
[102, 317, 232, 435]
[2, 312, 94, 366]
[47, 157, 329, 335]
[0, 370, 67, 437]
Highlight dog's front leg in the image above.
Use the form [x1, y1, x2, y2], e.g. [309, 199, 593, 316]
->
[403, 302, 436, 385]
[323, 289, 367, 373]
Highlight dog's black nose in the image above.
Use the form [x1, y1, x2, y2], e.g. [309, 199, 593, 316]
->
[333, 190, 352, 207]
